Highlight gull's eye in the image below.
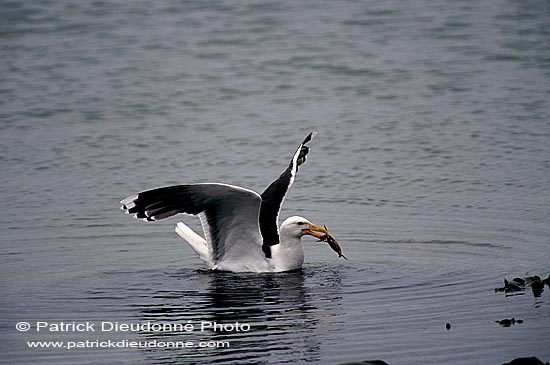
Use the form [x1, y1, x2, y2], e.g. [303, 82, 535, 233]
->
[297, 222, 306, 226]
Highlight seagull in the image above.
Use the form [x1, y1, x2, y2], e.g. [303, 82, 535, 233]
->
[120, 132, 330, 273]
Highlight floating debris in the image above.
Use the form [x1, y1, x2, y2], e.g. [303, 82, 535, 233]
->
[529, 276, 545, 297]
[445, 322, 451, 331]
[339, 361, 390, 365]
[496, 318, 524, 327]
[495, 274, 549, 297]
[501, 356, 549, 365]
[512, 277, 526, 286]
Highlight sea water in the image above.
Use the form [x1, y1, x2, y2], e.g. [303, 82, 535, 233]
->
[1, 1, 549, 364]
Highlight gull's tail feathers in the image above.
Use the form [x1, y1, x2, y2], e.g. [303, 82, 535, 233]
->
[175, 222, 212, 266]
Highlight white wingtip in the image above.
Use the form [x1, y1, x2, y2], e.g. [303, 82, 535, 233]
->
[120, 195, 137, 205]
[301, 131, 317, 145]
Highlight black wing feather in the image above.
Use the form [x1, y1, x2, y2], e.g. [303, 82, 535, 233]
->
[259, 131, 316, 258]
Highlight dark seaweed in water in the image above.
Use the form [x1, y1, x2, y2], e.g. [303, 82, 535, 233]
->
[496, 318, 524, 327]
[494, 274, 549, 297]
[501, 357, 549, 365]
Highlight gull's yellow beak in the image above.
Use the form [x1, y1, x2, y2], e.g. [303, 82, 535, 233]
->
[301, 223, 329, 239]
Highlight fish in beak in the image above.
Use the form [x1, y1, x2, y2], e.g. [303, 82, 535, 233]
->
[303, 223, 348, 260]
[301, 223, 329, 239]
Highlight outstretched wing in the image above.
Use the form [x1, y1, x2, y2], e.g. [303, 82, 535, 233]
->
[120, 183, 263, 264]
[259, 131, 317, 258]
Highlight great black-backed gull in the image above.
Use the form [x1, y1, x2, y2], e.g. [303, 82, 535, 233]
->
[120, 132, 331, 272]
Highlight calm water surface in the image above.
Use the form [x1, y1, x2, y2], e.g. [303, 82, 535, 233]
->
[1, 1, 550, 364]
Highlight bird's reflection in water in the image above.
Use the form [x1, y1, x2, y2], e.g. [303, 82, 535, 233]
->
[134, 266, 344, 364]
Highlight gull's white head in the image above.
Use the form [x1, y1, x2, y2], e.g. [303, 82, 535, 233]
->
[280, 216, 329, 240]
